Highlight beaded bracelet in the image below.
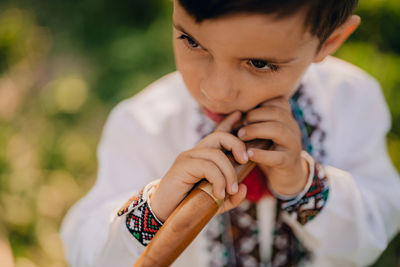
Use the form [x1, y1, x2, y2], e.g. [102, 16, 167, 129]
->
[268, 151, 330, 225]
[117, 180, 163, 246]
[280, 157, 329, 225]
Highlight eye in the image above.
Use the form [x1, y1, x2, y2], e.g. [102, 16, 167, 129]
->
[250, 60, 268, 69]
[248, 59, 279, 72]
[177, 34, 201, 49]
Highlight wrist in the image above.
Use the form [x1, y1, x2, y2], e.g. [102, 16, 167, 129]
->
[149, 186, 170, 223]
[149, 180, 187, 222]
[270, 151, 314, 199]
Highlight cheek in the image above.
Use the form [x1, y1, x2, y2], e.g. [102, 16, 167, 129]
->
[266, 66, 307, 97]
[173, 40, 184, 70]
[241, 70, 303, 108]
[255, 75, 294, 98]
[282, 62, 312, 95]
[173, 47, 200, 96]
[174, 42, 194, 71]
[173, 43, 207, 95]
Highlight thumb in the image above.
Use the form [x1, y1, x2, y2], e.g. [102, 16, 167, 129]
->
[216, 184, 247, 215]
[214, 111, 242, 133]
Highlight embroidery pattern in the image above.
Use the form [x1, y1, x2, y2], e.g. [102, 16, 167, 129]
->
[206, 201, 261, 267]
[270, 86, 330, 266]
[271, 213, 312, 267]
[290, 86, 326, 162]
[206, 214, 232, 266]
[270, 160, 329, 267]
[230, 201, 261, 267]
[118, 189, 163, 246]
[280, 162, 329, 225]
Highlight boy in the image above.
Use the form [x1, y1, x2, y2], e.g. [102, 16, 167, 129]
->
[61, 0, 400, 266]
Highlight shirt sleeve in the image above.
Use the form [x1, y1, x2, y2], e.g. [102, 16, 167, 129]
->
[276, 153, 329, 225]
[60, 101, 166, 267]
[283, 75, 400, 266]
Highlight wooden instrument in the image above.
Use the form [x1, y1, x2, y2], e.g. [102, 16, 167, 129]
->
[134, 118, 273, 267]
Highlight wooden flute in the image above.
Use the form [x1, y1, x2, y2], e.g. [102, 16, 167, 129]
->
[134, 117, 273, 267]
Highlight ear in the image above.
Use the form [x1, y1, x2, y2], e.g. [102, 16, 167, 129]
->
[313, 15, 361, 63]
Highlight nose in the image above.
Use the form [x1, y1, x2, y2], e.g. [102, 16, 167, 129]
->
[200, 66, 238, 103]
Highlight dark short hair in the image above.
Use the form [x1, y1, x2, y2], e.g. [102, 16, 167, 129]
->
[178, 0, 358, 44]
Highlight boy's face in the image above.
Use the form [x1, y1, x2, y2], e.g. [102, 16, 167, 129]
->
[173, 1, 321, 123]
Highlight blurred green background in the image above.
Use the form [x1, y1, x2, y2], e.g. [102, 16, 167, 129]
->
[0, 0, 399, 266]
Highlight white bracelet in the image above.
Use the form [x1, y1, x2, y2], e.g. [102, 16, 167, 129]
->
[270, 151, 315, 203]
[142, 179, 164, 225]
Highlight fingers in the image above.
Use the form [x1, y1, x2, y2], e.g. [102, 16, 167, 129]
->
[226, 183, 247, 207]
[186, 148, 239, 195]
[179, 110, 248, 200]
[244, 98, 298, 131]
[237, 98, 300, 150]
[260, 96, 291, 112]
[198, 110, 248, 164]
[245, 105, 295, 129]
[215, 111, 242, 133]
[217, 184, 247, 215]
[247, 148, 294, 168]
[180, 157, 227, 199]
[238, 121, 301, 149]
[197, 132, 248, 164]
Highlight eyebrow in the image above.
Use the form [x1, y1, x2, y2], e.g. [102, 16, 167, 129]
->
[173, 22, 298, 65]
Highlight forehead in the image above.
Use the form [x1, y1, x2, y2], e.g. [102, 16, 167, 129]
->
[173, 1, 318, 60]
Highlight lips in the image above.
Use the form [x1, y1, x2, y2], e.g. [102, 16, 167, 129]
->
[201, 106, 228, 123]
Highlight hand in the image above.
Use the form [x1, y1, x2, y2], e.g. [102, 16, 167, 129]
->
[150, 111, 249, 222]
[237, 97, 309, 196]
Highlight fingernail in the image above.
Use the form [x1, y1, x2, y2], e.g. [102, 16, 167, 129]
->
[231, 183, 238, 194]
[243, 152, 248, 162]
[238, 128, 245, 138]
[247, 149, 254, 157]
[220, 189, 226, 199]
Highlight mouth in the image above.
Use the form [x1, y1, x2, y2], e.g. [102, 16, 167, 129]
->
[200, 106, 229, 123]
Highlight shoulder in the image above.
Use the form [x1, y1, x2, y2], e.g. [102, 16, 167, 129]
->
[302, 57, 391, 164]
[310, 56, 374, 81]
[98, 71, 204, 165]
[106, 71, 197, 136]
[303, 56, 389, 124]
[304, 56, 382, 101]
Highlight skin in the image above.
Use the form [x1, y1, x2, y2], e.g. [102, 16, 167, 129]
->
[151, 0, 360, 222]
